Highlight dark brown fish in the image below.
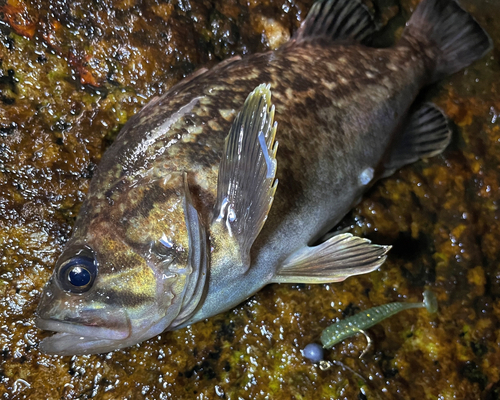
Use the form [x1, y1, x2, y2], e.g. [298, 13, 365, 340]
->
[35, 0, 492, 355]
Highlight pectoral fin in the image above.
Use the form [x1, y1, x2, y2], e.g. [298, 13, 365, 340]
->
[212, 84, 278, 269]
[272, 233, 390, 284]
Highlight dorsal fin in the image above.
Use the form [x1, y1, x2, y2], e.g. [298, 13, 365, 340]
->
[294, 0, 376, 43]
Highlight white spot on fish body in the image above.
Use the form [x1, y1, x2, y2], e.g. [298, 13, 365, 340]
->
[359, 167, 374, 186]
[206, 85, 227, 95]
[182, 131, 196, 143]
[387, 63, 398, 72]
[327, 64, 337, 73]
[208, 119, 222, 131]
[188, 124, 203, 135]
[321, 79, 337, 91]
[219, 109, 236, 121]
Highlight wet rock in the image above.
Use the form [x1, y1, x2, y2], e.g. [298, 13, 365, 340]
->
[0, 0, 499, 398]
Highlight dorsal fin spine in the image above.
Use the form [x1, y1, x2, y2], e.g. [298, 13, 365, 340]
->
[294, 0, 376, 44]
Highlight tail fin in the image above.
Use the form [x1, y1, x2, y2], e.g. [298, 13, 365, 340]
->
[403, 0, 492, 82]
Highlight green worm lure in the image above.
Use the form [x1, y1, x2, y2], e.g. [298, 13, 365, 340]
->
[321, 290, 438, 349]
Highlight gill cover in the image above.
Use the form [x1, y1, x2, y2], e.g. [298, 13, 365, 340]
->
[170, 172, 208, 328]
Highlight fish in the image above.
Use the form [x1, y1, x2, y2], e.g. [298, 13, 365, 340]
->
[35, 0, 492, 355]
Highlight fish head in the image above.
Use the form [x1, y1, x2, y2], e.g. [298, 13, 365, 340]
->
[36, 171, 207, 355]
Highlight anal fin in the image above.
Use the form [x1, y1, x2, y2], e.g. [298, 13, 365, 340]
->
[272, 233, 391, 284]
[384, 103, 452, 176]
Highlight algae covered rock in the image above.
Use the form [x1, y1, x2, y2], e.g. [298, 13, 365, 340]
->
[1, 0, 499, 398]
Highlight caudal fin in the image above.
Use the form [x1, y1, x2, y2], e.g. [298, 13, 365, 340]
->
[403, 0, 492, 82]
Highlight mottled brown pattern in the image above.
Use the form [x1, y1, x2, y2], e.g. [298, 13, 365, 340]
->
[85, 41, 426, 252]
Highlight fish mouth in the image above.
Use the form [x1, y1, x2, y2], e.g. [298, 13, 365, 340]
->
[36, 310, 133, 356]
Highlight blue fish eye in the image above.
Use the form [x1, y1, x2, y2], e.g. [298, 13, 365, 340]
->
[57, 251, 97, 293]
[68, 266, 91, 287]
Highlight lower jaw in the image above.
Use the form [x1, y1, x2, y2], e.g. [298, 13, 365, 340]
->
[39, 331, 135, 356]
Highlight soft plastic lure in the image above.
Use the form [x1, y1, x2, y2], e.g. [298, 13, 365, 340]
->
[320, 290, 438, 349]
[303, 290, 438, 363]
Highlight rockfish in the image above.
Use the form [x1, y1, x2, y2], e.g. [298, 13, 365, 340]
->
[36, 0, 491, 355]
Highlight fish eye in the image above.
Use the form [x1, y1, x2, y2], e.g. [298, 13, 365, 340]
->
[68, 265, 91, 286]
[57, 251, 97, 294]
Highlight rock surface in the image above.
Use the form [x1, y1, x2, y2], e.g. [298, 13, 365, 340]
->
[0, 0, 499, 398]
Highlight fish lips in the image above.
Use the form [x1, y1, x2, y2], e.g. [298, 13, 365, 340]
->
[35, 309, 132, 356]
